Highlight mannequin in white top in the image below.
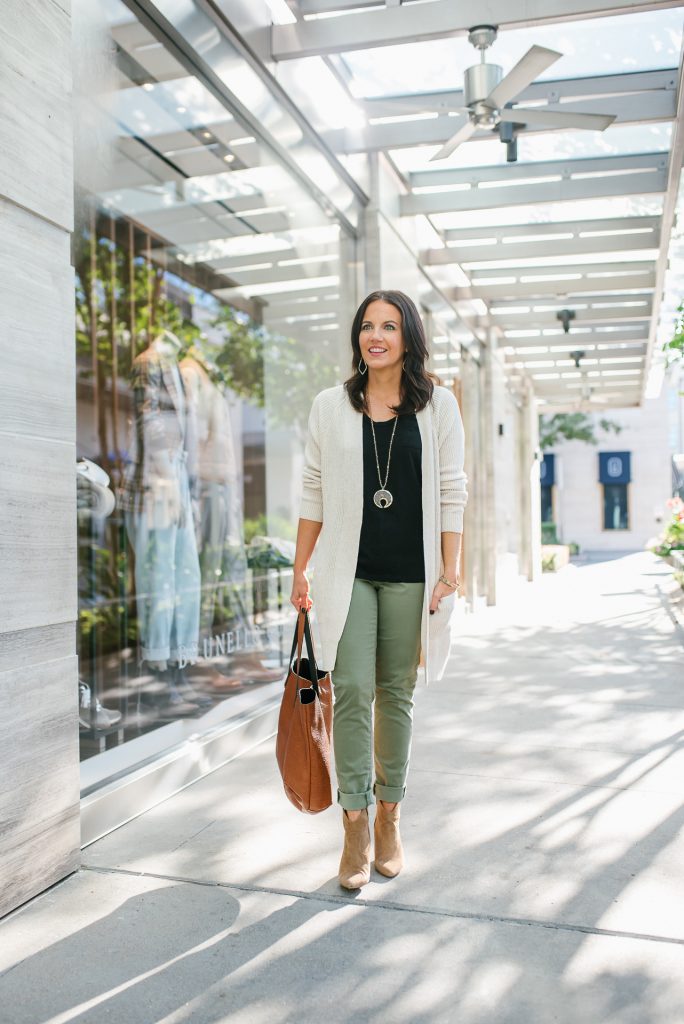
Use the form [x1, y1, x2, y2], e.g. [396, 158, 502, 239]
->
[121, 330, 204, 714]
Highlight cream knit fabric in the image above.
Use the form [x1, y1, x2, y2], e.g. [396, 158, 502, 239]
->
[299, 384, 467, 681]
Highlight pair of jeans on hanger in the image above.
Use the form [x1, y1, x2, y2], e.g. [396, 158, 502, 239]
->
[126, 460, 200, 665]
[196, 480, 250, 639]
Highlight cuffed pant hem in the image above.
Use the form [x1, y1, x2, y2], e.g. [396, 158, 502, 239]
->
[374, 784, 406, 803]
[141, 647, 171, 663]
[337, 788, 374, 811]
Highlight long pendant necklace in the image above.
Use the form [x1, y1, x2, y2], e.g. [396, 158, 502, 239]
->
[369, 413, 399, 509]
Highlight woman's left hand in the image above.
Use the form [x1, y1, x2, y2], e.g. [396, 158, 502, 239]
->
[429, 576, 459, 615]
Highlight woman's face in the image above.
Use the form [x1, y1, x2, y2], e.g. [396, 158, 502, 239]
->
[359, 300, 406, 372]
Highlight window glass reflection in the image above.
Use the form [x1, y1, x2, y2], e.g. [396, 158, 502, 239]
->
[74, 1, 353, 760]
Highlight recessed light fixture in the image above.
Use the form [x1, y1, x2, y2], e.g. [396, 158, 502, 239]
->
[202, 130, 212, 139]
[142, 82, 154, 92]
[223, 154, 235, 163]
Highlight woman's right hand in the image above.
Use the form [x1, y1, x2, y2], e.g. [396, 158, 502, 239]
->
[290, 570, 312, 612]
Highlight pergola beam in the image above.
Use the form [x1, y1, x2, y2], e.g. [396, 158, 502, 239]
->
[410, 152, 668, 189]
[215, 278, 340, 301]
[491, 306, 653, 329]
[443, 215, 661, 242]
[503, 329, 649, 348]
[361, 69, 677, 118]
[470, 258, 655, 280]
[506, 346, 646, 362]
[535, 399, 641, 410]
[264, 300, 341, 320]
[454, 272, 656, 301]
[401, 167, 667, 216]
[323, 92, 675, 154]
[491, 289, 654, 308]
[429, 232, 660, 264]
[532, 380, 642, 391]
[530, 375, 643, 386]
[222, 259, 340, 288]
[297, 0, 382, 12]
[272, 1, 684, 60]
[209, 241, 339, 272]
[531, 390, 642, 405]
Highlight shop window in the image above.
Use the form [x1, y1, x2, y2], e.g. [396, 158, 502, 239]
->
[599, 452, 631, 531]
[75, 219, 292, 759]
[603, 484, 629, 530]
[72, 2, 349, 766]
[541, 485, 553, 524]
[540, 453, 555, 529]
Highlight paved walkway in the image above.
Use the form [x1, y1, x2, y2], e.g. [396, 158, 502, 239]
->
[2, 552, 683, 1024]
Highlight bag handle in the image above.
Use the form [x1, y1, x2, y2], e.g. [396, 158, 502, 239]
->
[289, 609, 321, 694]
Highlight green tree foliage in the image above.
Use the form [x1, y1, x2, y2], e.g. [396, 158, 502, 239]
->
[663, 301, 684, 364]
[75, 225, 338, 451]
[211, 306, 338, 435]
[539, 412, 622, 450]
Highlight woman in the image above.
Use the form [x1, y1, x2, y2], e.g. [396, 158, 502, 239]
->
[290, 290, 467, 890]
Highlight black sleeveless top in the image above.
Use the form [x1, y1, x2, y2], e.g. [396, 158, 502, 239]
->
[355, 413, 425, 583]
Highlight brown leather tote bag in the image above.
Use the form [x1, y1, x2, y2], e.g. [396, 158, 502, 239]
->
[276, 609, 333, 814]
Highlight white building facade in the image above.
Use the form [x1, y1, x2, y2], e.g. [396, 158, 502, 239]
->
[542, 378, 683, 553]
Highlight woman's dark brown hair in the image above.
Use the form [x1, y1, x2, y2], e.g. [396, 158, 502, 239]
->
[344, 289, 437, 414]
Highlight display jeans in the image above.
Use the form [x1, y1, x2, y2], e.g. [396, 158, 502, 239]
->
[196, 480, 250, 637]
[332, 578, 425, 811]
[126, 473, 201, 665]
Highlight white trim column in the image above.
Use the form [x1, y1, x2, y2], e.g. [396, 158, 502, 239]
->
[481, 331, 499, 605]
[517, 380, 543, 583]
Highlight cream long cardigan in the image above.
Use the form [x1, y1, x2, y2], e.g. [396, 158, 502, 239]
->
[299, 384, 468, 683]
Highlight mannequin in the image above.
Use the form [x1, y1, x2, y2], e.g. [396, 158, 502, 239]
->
[180, 347, 280, 686]
[120, 329, 209, 715]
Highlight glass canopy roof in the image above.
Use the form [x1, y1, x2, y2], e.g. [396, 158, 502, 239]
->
[339, 9, 683, 99]
[282, 1, 683, 406]
[90, 0, 684, 408]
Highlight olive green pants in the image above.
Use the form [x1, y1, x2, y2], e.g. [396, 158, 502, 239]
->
[332, 579, 425, 811]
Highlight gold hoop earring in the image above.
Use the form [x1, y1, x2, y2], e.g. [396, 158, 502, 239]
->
[402, 359, 407, 372]
[358, 357, 368, 375]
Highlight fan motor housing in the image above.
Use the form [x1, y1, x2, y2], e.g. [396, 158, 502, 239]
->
[464, 62, 502, 110]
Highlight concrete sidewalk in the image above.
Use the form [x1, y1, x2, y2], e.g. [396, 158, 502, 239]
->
[2, 552, 684, 1024]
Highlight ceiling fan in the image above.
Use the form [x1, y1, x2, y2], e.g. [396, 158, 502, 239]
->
[571, 353, 617, 407]
[431, 26, 617, 162]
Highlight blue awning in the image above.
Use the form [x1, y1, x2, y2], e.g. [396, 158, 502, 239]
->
[599, 451, 631, 484]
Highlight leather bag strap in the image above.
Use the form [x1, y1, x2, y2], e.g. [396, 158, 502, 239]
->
[289, 609, 321, 693]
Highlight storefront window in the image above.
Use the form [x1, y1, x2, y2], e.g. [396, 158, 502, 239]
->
[599, 452, 631, 532]
[74, 0, 358, 762]
[603, 484, 629, 530]
[540, 486, 553, 525]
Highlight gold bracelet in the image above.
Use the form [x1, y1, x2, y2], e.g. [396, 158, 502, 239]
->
[439, 574, 458, 590]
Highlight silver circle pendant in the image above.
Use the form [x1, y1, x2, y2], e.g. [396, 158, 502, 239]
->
[374, 488, 393, 509]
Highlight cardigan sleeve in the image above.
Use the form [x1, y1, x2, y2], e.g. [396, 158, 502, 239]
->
[299, 394, 324, 522]
[437, 389, 468, 533]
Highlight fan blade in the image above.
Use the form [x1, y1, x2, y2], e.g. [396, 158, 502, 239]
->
[430, 118, 478, 161]
[487, 46, 562, 109]
[499, 106, 616, 131]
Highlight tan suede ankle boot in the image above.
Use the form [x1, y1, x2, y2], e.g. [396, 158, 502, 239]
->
[338, 809, 371, 890]
[374, 801, 404, 877]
